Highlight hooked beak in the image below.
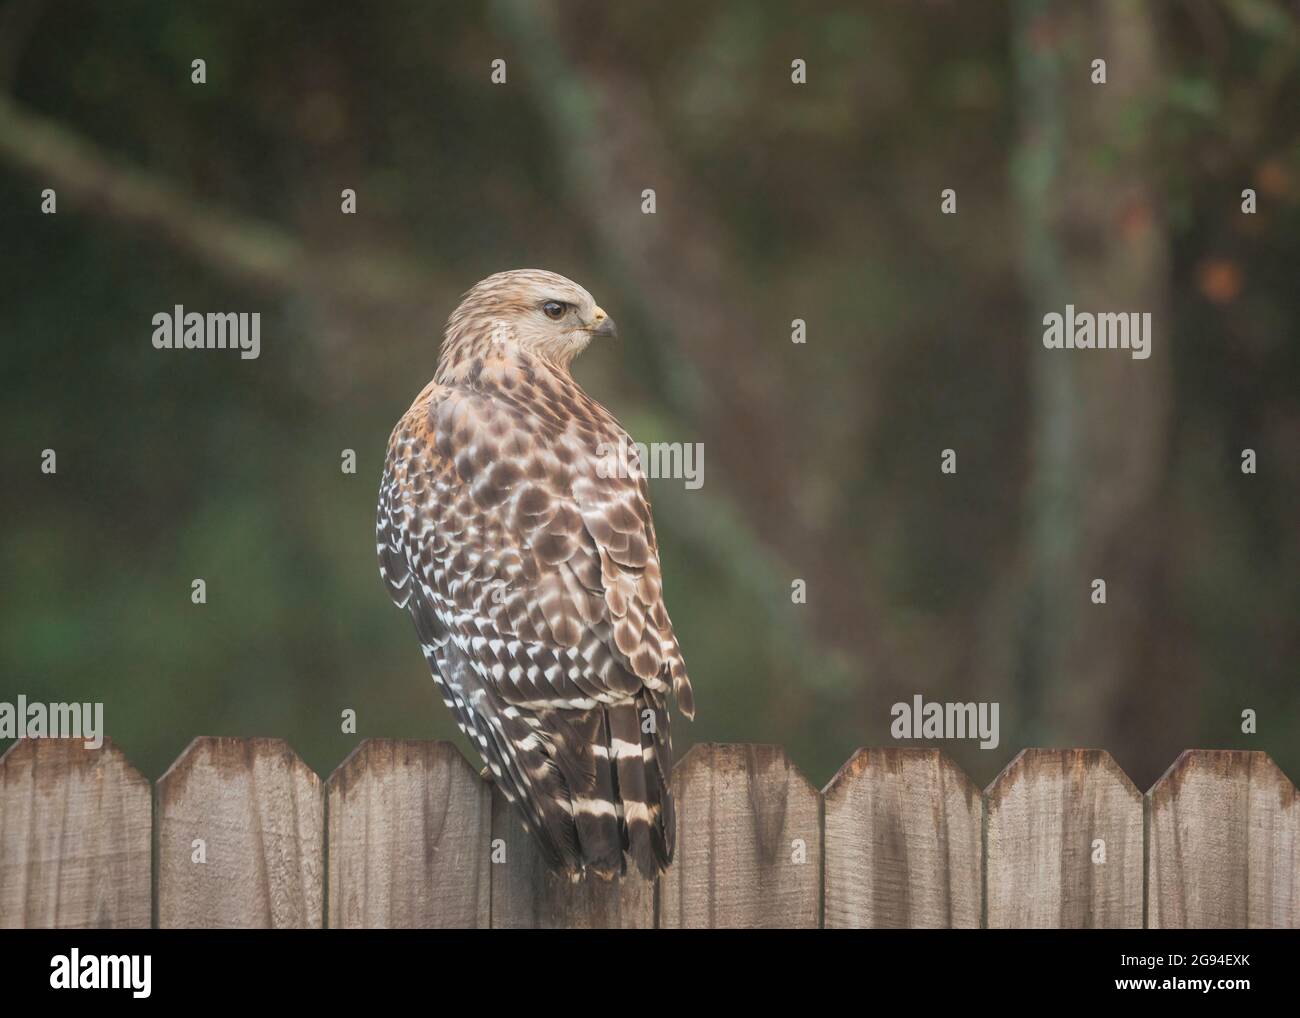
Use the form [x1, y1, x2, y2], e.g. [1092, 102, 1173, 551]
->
[588, 307, 617, 338]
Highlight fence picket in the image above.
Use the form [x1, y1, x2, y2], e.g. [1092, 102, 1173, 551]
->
[157, 736, 323, 928]
[0, 738, 151, 928]
[327, 739, 491, 928]
[1148, 750, 1298, 928]
[823, 748, 980, 928]
[659, 743, 821, 928]
[986, 749, 1142, 928]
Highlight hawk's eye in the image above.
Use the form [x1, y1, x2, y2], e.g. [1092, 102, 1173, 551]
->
[541, 300, 566, 320]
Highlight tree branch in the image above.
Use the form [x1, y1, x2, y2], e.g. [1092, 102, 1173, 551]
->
[0, 93, 434, 313]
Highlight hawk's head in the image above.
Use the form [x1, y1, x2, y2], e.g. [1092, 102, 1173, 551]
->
[442, 269, 616, 375]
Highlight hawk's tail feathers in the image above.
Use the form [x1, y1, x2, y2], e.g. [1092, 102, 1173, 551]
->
[607, 696, 674, 878]
[638, 692, 676, 868]
[544, 708, 623, 877]
[488, 695, 677, 880]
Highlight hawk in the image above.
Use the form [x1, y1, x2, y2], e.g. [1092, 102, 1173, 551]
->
[376, 269, 695, 878]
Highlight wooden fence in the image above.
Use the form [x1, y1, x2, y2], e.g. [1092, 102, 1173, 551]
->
[0, 738, 1296, 928]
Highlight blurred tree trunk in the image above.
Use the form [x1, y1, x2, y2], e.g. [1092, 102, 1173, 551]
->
[1012, 0, 1175, 775]
[495, 1, 897, 698]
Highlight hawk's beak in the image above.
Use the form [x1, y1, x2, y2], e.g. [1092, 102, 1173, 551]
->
[589, 308, 617, 338]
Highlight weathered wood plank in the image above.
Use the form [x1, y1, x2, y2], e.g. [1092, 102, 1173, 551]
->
[986, 749, 1142, 928]
[488, 787, 655, 928]
[0, 738, 151, 928]
[327, 739, 491, 928]
[1148, 750, 1298, 928]
[823, 748, 980, 928]
[659, 743, 820, 928]
[157, 736, 323, 928]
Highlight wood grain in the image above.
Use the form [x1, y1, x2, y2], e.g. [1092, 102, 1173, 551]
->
[823, 748, 980, 928]
[7, 739, 1291, 928]
[659, 743, 821, 928]
[156, 736, 323, 928]
[488, 786, 655, 928]
[327, 739, 491, 928]
[986, 749, 1142, 928]
[0, 738, 151, 928]
[1148, 750, 1298, 928]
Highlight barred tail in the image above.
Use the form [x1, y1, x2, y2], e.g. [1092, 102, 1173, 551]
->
[507, 693, 675, 879]
[607, 693, 674, 877]
[544, 707, 623, 876]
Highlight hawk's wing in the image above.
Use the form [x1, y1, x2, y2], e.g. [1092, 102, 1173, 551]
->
[381, 375, 692, 713]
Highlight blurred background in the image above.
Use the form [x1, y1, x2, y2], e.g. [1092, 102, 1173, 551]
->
[1, 0, 1296, 792]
